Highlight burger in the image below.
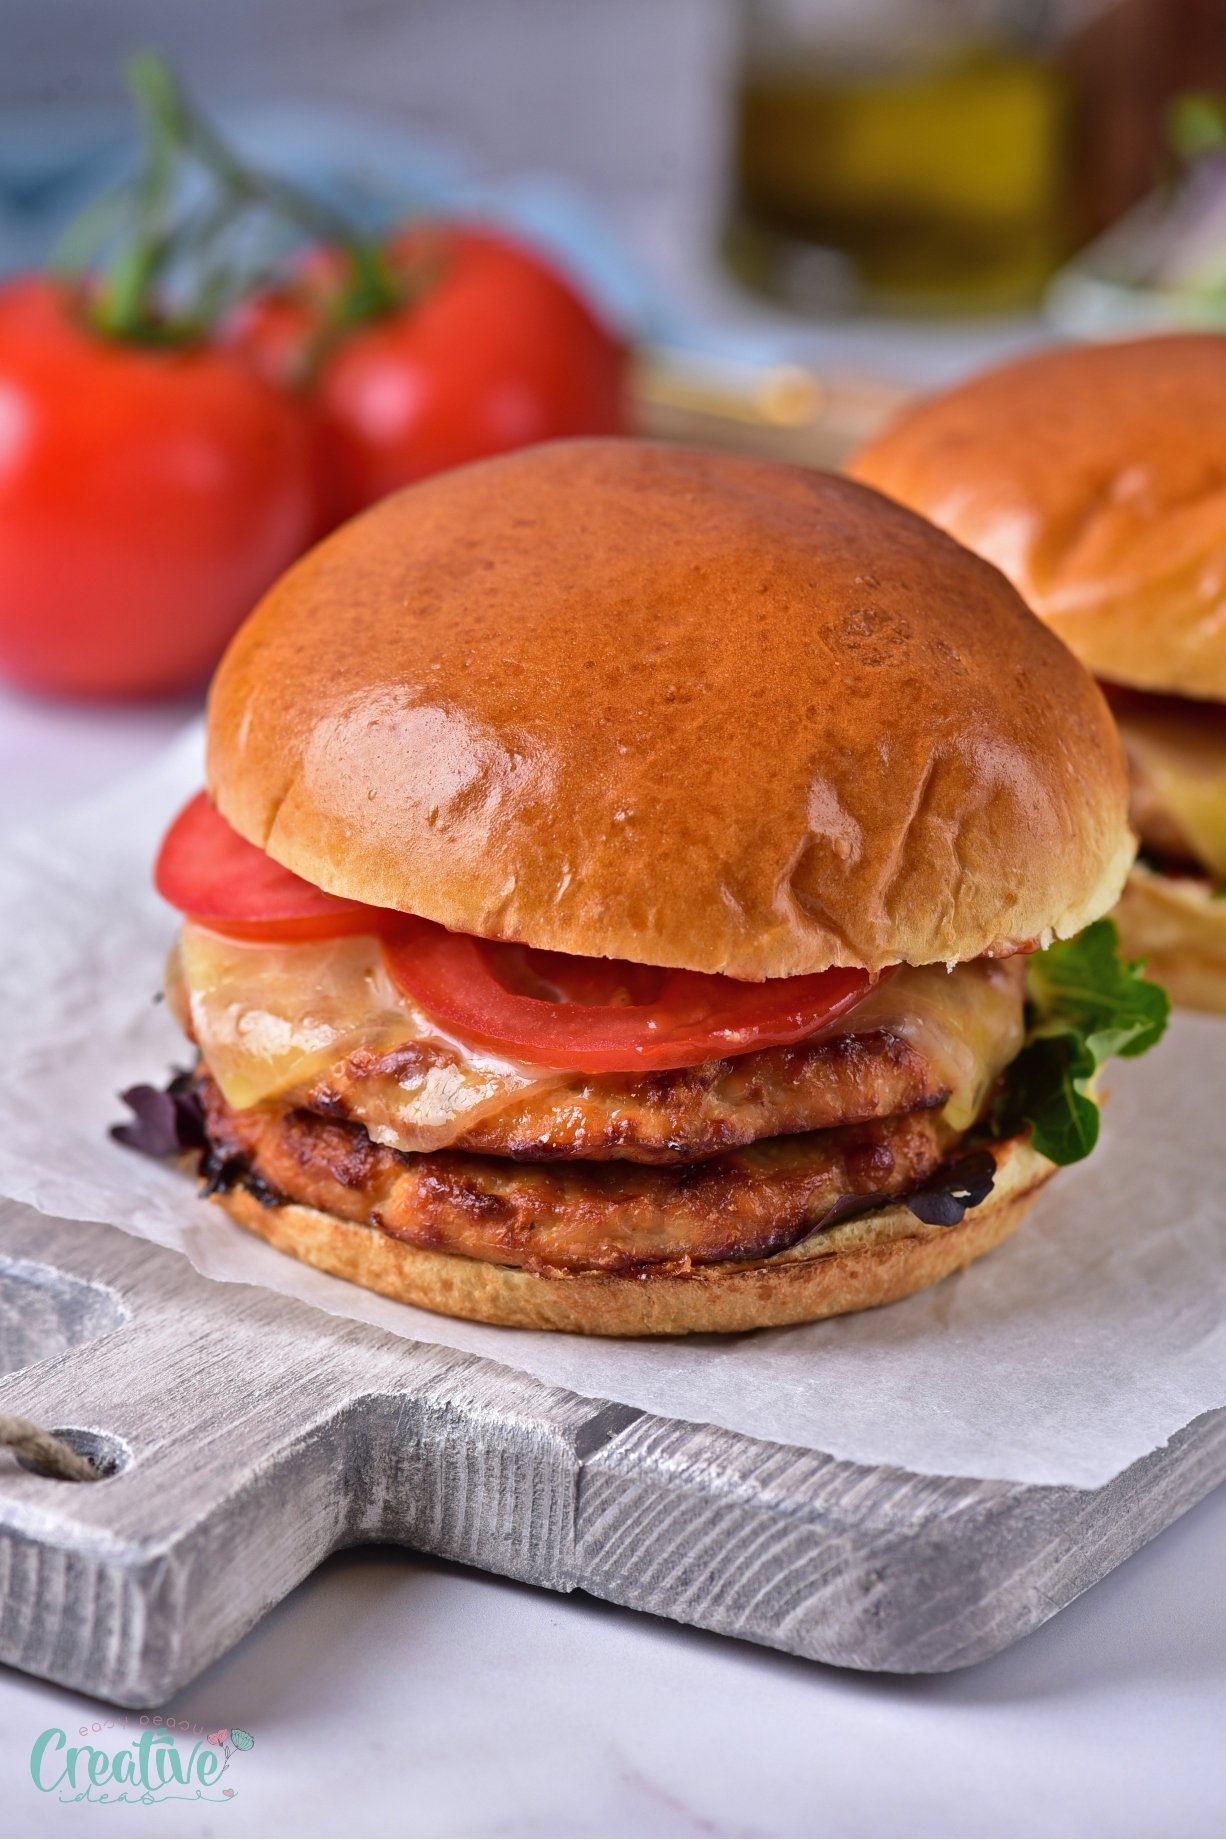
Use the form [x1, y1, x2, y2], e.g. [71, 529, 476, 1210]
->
[851, 334, 1226, 1013]
[117, 440, 1164, 1335]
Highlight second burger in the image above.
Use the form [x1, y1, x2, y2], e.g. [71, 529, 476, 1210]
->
[852, 333, 1226, 1012]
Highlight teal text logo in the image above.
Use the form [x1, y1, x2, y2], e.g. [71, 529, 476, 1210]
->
[30, 1715, 255, 1806]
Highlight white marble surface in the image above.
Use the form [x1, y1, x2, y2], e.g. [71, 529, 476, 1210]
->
[0, 1493, 1223, 1838]
[1, 678, 1225, 1839]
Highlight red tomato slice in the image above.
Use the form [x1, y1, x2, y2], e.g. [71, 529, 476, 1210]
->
[155, 792, 382, 940]
[383, 915, 882, 1073]
[157, 793, 884, 1066]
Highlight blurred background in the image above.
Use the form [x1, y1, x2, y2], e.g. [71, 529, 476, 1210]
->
[9, 1, 1226, 390]
[3, 0, 1225, 782]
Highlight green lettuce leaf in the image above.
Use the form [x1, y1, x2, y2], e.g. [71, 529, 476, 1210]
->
[994, 919, 1169, 1166]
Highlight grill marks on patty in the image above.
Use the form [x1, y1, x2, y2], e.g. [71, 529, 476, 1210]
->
[305, 1026, 951, 1164]
[199, 1072, 956, 1274]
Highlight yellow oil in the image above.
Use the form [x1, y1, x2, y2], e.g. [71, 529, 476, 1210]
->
[729, 48, 1072, 313]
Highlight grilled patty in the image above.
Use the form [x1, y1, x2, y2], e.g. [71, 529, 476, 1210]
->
[199, 1072, 958, 1274]
[306, 1025, 950, 1164]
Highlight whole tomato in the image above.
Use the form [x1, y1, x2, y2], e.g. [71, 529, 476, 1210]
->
[0, 279, 320, 698]
[232, 224, 627, 523]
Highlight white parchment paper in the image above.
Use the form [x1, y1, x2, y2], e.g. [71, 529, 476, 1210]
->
[1, 722, 1223, 1488]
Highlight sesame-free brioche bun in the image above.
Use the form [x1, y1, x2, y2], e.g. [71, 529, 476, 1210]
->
[850, 334, 1226, 704]
[207, 439, 1132, 979]
[210, 1133, 1051, 1335]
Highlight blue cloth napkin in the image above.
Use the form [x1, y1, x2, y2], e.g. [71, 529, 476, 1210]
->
[0, 100, 681, 345]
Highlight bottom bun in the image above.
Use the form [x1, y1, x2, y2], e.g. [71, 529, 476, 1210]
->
[1114, 864, 1226, 1014]
[210, 1133, 1052, 1336]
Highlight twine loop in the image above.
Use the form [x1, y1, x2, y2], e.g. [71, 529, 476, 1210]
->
[0, 1413, 100, 1482]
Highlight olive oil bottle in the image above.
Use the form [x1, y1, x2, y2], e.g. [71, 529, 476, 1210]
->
[726, 0, 1074, 313]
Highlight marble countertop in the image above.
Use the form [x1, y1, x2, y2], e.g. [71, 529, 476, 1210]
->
[0, 1498, 1223, 1837]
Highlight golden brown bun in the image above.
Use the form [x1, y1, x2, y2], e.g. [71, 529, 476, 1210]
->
[211, 1134, 1051, 1336]
[850, 335, 1226, 704]
[1114, 863, 1226, 1014]
[207, 439, 1131, 978]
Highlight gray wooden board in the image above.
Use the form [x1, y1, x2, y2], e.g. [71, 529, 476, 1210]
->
[0, 1197, 1222, 1704]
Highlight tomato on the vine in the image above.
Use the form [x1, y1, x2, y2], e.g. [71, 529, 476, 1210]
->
[0, 280, 320, 698]
[230, 223, 628, 523]
[0, 58, 627, 700]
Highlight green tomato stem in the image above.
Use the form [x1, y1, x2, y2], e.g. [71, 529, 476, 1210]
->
[54, 49, 404, 347]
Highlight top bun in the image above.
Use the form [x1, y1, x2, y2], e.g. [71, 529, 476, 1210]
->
[850, 334, 1226, 704]
[207, 440, 1130, 978]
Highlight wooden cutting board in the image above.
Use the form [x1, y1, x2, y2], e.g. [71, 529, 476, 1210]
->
[1, 1198, 1222, 1706]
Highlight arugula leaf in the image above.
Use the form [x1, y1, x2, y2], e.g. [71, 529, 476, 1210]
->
[995, 919, 1169, 1166]
[1025, 918, 1170, 1059]
[999, 1032, 1102, 1165]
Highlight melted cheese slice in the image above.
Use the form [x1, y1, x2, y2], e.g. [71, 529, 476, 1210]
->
[845, 957, 1023, 1133]
[174, 924, 554, 1148]
[173, 924, 1023, 1151]
[1116, 699, 1226, 882]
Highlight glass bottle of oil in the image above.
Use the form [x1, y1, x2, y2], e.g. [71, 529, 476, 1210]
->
[725, 0, 1075, 314]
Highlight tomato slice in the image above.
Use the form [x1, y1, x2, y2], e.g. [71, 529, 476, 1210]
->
[157, 792, 884, 1066]
[155, 791, 383, 940]
[383, 915, 882, 1073]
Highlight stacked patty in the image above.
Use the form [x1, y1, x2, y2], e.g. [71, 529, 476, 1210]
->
[177, 938, 1025, 1275]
